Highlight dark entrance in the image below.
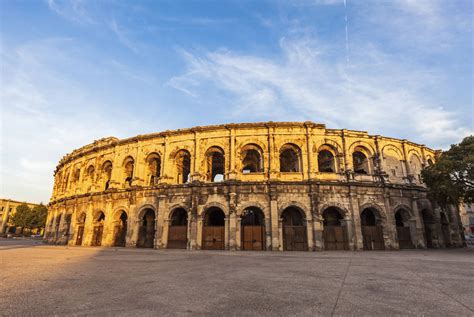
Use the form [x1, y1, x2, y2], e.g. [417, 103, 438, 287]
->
[202, 207, 225, 250]
[75, 213, 86, 246]
[322, 207, 349, 250]
[113, 211, 128, 247]
[395, 209, 414, 249]
[282, 207, 307, 251]
[91, 212, 105, 247]
[241, 207, 265, 251]
[440, 212, 451, 247]
[361, 208, 385, 250]
[168, 208, 188, 249]
[76, 225, 84, 246]
[422, 209, 434, 248]
[137, 209, 156, 248]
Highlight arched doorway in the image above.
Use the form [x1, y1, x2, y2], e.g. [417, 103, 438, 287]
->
[281, 207, 307, 251]
[360, 208, 385, 250]
[395, 209, 414, 249]
[91, 212, 105, 246]
[421, 209, 435, 248]
[55, 214, 62, 242]
[168, 208, 188, 249]
[137, 209, 156, 248]
[113, 211, 128, 247]
[76, 213, 86, 246]
[322, 207, 348, 250]
[241, 207, 265, 251]
[440, 212, 451, 247]
[202, 207, 225, 250]
[64, 214, 72, 244]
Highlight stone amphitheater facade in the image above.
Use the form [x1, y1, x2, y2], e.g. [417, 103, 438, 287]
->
[44, 122, 463, 251]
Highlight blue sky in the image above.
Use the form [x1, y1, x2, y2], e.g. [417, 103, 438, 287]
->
[1, 0, 472, 203]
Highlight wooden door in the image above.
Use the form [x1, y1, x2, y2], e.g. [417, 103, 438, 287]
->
[323, 226, 349, 250]
[283, 226, 307, 251]
[202, 226, 225, 250]
[114, 225, 126, 247]
[362, 226, 384, 250]
[396, 227, 414, 249]
[168, 226, 187, 249]
[76, 225, 84, 246]
[242, 226, 264, 251]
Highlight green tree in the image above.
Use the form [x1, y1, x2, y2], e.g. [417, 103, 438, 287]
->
[10, 204, 33, 233]
[31, 204, 48, 229]
[422, 136, 474, 206]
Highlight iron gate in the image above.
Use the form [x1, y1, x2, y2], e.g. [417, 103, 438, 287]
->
[242, 226, 265, 251]
[202, 226, 225, 250]
[168, 226, 187, 249]
[362, 226, 385, 250]
[323, 226, 349, 250]
[283, 225, 307, 251]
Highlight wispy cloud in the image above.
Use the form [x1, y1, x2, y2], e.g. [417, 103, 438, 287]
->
[46, 0, 96, 25]
[169, 36, 472, 148]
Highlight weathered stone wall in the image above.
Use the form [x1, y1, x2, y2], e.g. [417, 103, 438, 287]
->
[44, 122, 463, 250]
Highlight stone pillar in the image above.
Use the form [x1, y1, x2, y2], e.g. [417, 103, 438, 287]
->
[306, 218, 315, 251]
[162, 219, 170, 249]
[278, 218, 284, 251]
[229, 212, 237, 251]
[155, 205, 165, 249]
[270, 199, 279, 251]
[349, 191, 362, 250]
[235, 217, 242, 250]
[187, 211, 195, 250]
[342, 218, 354, 250]
[265, 216, 272, 251]
[313, 215, 324, 251]
[224, 216, 230, 250]
[383, 192, 397, 250]
[196, 215, 203, 250]
[411, 198, 425, 248]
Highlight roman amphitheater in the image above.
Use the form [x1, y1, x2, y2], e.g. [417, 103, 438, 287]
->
[44, 122, 463, 251]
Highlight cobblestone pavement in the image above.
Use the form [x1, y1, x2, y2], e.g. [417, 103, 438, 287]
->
[1, 239, 473, 316]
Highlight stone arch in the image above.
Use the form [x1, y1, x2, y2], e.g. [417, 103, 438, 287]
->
[318, 203, 350, 218]
[91, 210, 105, 247]
[174, 149, 191, 184]
[352, 146, 373, 175]
[200, 202, 228, 217]
[122, 156, 135, 186]
[321, 206, 349, 250]
[393, 205, 415, 249]
[240, 205, 266, 251]
[112, 209, 128, 247]
[408, 152, 423, 184]
[421, 208, 435, 248]
[75, 211, 87, 246]
[137, 204, 157, 220]
[278, 201, 310, 220]
[360, 205, 385, 250]
[348, 141, 376, 156]
[393, 204, 414, 219]
[317, 145, 338, 173]
[167, 204, 189, 220]
[202, 206, 226, 250]
[359, 203, 387, 223]
[381, 144, 404, 159]
[145, 152, 162, 186]
[281, 205, 308, 251]
[167, 206, 189, 249]
[314, 139, 343, 155]
[204, 146, 225, 182]
[237, 201, 269, 219]
[137, 207, 156, 248]
[100, 160, 113, 190]
[279, 143, 302, 173]
[240, 143, 264, 173]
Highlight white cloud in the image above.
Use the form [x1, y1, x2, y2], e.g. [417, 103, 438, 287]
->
[169, 36, 472, 149]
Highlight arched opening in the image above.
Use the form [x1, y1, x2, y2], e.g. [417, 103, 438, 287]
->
[137, 209, 156, 248]
[241, 144, 263, 173]
[91, 212, 105, 247]
[168, 208, 188, 249]
[360, 208, 385, 250]
[113, 211, 128, 247]
[202, 207, 225, 250]
[64, 214, 72, 244]
[279, 144, 301, 173]
[281, 207, 307, 251]
[175, 150, 191, 184]
[206, 147, 225, 182]
[318, 150, 336, 173]
[76, 213, 86, 246]
[101, 161, 113, 190]
[241, 207, 265, 251]
[395, 209, 414, 249]
[55, 214, 62, 242]
[123, 157, 134, 186]
[421, 209, 435, 248]
[147, 153, 161, 186]
[353, 151, 369, 174]
[322, 207, 348, 250]
[440, 212, 451, 247]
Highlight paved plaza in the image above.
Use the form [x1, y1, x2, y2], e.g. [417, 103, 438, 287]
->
[1, 239, 473, 316]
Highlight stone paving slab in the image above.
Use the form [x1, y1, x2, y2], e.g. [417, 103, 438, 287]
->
[0, 240, 473, 316]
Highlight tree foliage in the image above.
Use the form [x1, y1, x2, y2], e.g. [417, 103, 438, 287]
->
[422, 136, 474, 206]
[10, 203, 48, 231]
